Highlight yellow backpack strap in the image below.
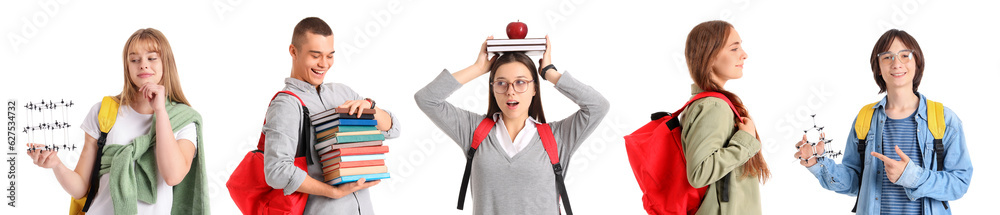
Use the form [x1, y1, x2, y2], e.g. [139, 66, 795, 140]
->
[926, 99, 946, 140]
[853, 102, 878, 141]
[850, 101, 877, 213]
[926, 99, 947, 172]
[97, 96, 119, 133]
[69, 96, 120, 215]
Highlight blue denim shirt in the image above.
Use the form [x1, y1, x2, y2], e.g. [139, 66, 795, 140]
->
[807, 93, 973, 215]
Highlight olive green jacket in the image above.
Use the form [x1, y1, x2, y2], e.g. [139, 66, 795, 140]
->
[680, 85, 761, 215]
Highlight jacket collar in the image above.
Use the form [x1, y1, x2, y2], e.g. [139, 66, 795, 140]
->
[873, 92, 928, 121]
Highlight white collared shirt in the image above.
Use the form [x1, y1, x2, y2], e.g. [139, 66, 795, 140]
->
[492, 112, 540, 158]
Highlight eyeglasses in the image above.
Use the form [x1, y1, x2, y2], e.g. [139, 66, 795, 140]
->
[491, 79, 534, 94]
[876, 50, 916, 65]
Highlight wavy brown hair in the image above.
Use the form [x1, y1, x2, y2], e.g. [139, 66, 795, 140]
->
[685, 20, 769, 183]
[486, 52, 546, 123]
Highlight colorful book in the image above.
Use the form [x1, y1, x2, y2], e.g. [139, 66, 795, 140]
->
[311, 113, 375, 126]
[322, 160, 386, 174]
[321, 154, 386, 167]
[315, 125, 378, 139]
[319, 145, 388, 162]
[327, 172, 391, 185]
[315, 140, 383, 153]
[315, 134, 385, 148]
[311, 107, 376, 121]
[316, 130, 382, 142]
[323, 165, 389, 181]
[327, 145, 389, 157]
[315, 119, 378, 131]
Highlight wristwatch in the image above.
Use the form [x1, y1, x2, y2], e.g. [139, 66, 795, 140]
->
[364, 98, 376, 109]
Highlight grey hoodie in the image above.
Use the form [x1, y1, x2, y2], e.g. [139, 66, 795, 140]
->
[263, 77, 401, 215]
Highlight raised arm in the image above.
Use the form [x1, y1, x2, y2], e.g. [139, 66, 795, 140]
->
[414, 37, 497, 150]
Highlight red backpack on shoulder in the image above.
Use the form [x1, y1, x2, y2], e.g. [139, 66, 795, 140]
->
[228, 91, 314, 215]
[623, 92, 742, 215]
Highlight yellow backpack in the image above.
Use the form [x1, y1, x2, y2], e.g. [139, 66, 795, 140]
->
[850, 99, 947, 212]
[68, 96, 119, 215]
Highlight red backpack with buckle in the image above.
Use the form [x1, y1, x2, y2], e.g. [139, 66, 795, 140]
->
[228, 91, 314, 215]
[456, 118, 573, 215]
[623, 92, 742, 215]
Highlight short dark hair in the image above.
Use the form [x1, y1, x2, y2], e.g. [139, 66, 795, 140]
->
[291, 17, 333, 49]
[870, 29, 925, 94]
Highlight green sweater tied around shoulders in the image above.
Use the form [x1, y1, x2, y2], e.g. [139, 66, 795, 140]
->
[98, 101, 209, 215]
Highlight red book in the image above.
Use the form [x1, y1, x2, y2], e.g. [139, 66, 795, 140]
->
[330, 145, 388, 157]
[323, 160, 386, 174]
[319, 145, 389, 162]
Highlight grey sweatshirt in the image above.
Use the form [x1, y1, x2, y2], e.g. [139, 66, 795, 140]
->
[414, 70, 609, 215]
[263, 77, 401, 215]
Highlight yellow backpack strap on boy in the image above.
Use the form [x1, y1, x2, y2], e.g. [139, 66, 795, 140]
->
[850, 102, 877, 213]
[848, 99, 949, 213]
[925, 99, 946, 171]
[68, 96, 119, 215]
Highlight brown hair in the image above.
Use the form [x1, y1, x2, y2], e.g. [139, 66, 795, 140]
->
[291, 17, 333, 49]
[684, 20, 769, 183]
[118, 28, 190, 107]
[486, 52, 546, 123]
[869, 29, 924, 94]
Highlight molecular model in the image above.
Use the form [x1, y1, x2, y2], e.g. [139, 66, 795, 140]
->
[796, 114, 841, 161]
[23, 99, 78, 152]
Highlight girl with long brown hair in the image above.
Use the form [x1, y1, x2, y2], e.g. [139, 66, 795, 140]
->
[680, 20, 770, 215]
[415, 35, 609, 214]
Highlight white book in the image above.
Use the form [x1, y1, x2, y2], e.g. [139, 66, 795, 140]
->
[486, 38, 546, 46]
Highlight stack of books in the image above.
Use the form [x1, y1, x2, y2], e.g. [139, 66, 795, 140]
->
[311, 108, 390, 185]
[486, 38, 546, 56]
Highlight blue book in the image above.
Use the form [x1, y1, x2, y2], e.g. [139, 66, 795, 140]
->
[326, 172, 390, 185]
[315, 134, 386, 149]
[315, 119, 377, 131]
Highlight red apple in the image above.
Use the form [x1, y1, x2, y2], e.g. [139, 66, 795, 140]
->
[506, 21, 527, 39]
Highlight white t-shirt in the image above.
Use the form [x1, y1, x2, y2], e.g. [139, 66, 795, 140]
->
[79, 102, 197, 215]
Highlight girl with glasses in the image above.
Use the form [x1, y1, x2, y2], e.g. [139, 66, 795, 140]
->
[415, 35, 609, 214]
[795, 29, 972, 215]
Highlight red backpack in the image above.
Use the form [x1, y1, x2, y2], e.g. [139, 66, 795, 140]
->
[228, 91, 314, 215]
[623, 92, 742, 215]
[456, 118, 573, 215]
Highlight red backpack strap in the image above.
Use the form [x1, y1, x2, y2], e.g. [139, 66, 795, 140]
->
[537, 123, 573, 215]
[457, 118, 496, 210]
[674, 91, 742, 203]
[257, 91, 306, 151]
[471, 118, 496, 150]
[673, 91, 744, 124]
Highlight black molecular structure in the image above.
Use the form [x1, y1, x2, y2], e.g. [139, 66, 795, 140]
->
[796, 114, 842, 161]
[22, 99, 78, 152]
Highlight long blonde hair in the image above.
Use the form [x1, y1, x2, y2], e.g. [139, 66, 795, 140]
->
[117, 28, 190, 107]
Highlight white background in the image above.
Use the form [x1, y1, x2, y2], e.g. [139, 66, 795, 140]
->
[2, 0, 998, 214]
